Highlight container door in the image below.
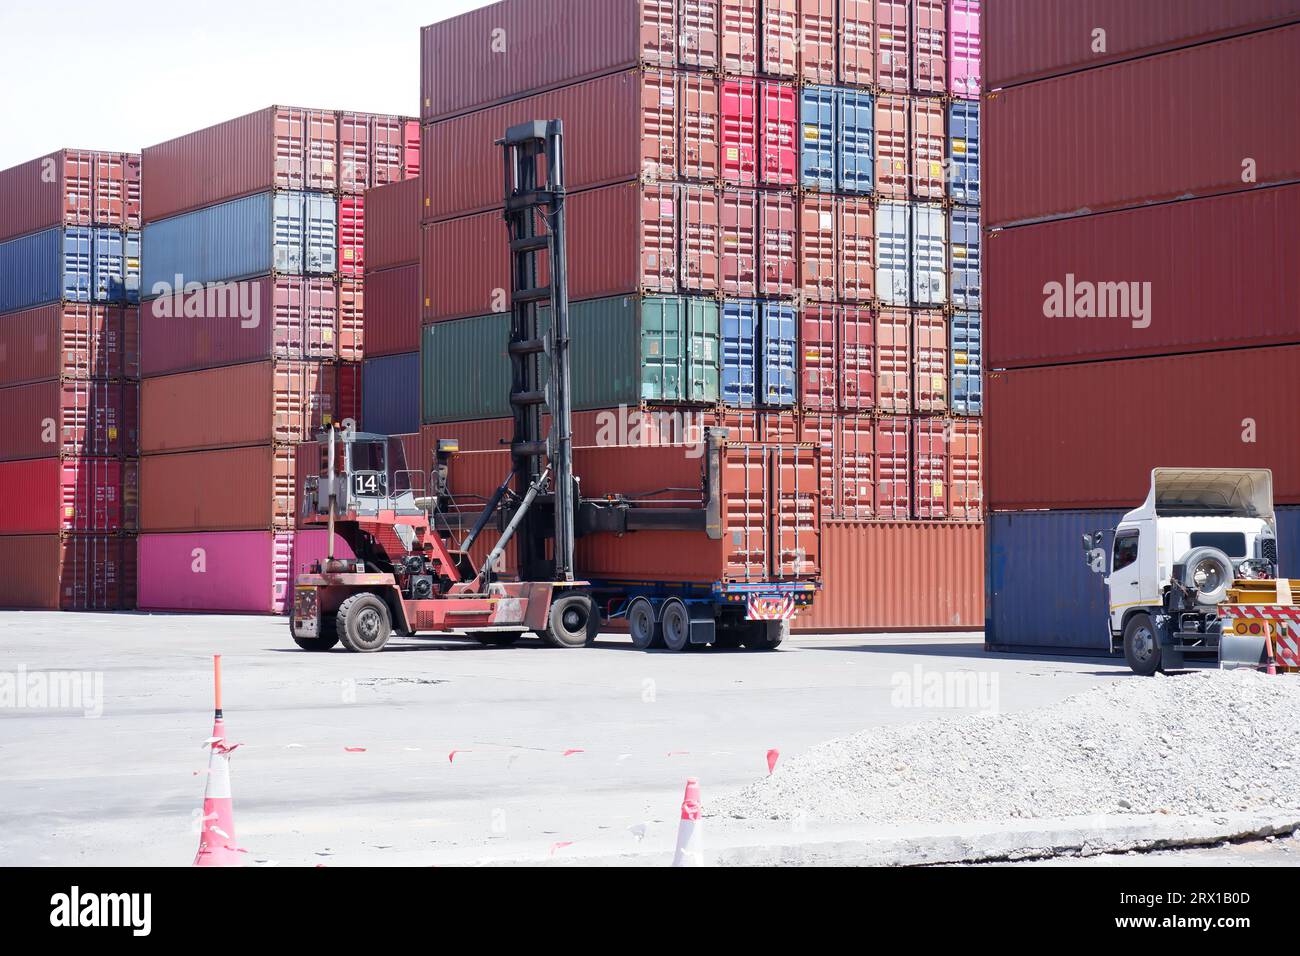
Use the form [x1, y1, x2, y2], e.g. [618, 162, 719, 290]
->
[840, 305, 875, 410]
[122, 231, 141, 303]
[799, 0, 837, 84]
[948, 420, 983, 520]
[722, 443, 769, 581]
[758, 192, 796, 296]
[912, 310, 949, 412]
[799, 194, 837, 301]
[339, 195, 365, 277]
[913, 418, 950, 519]
[64, 151, 94, 227]
[876, 0, 910, 92]
[304, 192, 339, 276]
[760, 81, 798, 186]
[873, 416, 911, 519]
[91, 228, 126, 304]
[875, 307, 911, 413]
[641, 184, 678, 293]
[721, 0, 759, 75]
[950, 311, 983, 416]
[761, 0, 798, 77]
[840, 0, 875, 87]
[721, 188, 759, 297]
[721, 79, 759, 185]
[63, 227, 94, 303]
[680, 74, 720, 181]
[680, 0, 720, 69]
[948, 101, 981, 204]
[93, 152, 127, 228]
[911, 97, 947, 200]
[948, 0, 982, 99]
[800, 305, 837, 411]
[768, 444, 820, 578]
[722, 301, 758, 407]
[911, 0, 947, 94]
[839, 197, 875, 302]
[837, 89, 875, 194]
[641, 0, 678, 67]
[338, 112, 371, 194]
[875, 201, 909, 306]
[685, 297, 721, 404]
[642, 70, 678, 181]
[799, 412, 838, 518]
[306, 108, 340, 192]
[800, 87, 837, 191]
[640, 296, 684, 402]
[336, 279, 362, 362]
[839, 415, 875, 519]
[874, 94, 908, 199]
[911, 203, 947, 306]
[679, 184, 720, 292]
[761, 303, 797, 407]
[371, 115, 412, 189]
[274, 192, 305, 275]
[950, 204, 981, 309]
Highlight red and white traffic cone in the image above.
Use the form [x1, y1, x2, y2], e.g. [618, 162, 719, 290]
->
[672, 777, 704, 867]
[194, 655, 244, 867]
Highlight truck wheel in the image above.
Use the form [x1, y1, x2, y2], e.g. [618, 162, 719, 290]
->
[743, 620, 789, 651]
[627, 597, 663, 650]
[1123, 613, 1163, 676]
[337, 594, 393, 653]
[476, 630, 524, 647]
[660, 599, 695, 652]
[544, 592, 599, 648]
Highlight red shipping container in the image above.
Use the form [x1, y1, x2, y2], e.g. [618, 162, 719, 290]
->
[840, 305, 875, 410]
[912, 310, 949, 412]
[0, 534, 136, 611]
[800, 410, 838, 517]
[764, 410, 800, 444]
[337, 279, 364, 363]
[799, 0, 837, 83]
[722, 0, 761, 74]
[874, 416, 912, 519]
[875, 94, 909, 199]
[421, 0, 679, 122]
[984, 0, 1300, 90]
[681, 0, 721, 68]
[987, 346, 1300, 510]
[915, 416, 986, 521]
[363, 265, 420, 358]
[721, 79, 759, 185]
[0, 149, 140, 242]
[800, 305, 837, 410]
[911, 0, 947, 93]
[839, 414, 875, 519]
[0, 458, 137, 534]
[985, 26, 1300, 228]
[759, 191, 797, 296]
[338, 112, 419, 194]
[681, 73, 721, 182]
[0, 380, 137, 461]
[143, 106, 338, 223]
[762, 0, 799, 76]
[910, 96, 946, 200]
[339, 195, 364, 278]
[680, 185, 721, 292]
[840, 197, 875, 302]
[950, 419, 983, 520]
[760, 81, 798, 185]
[0, 303, 138, 386]
[140, 361, 342, 454]
[840, 0, 876, 86]
[799, 194, 837, 301]
[366, 178, 420, 271]
[876, 308, 911, 414]
[876, 0, 910, 92]
[986, 184, 1300, 369]
[721, 188, 758, 296]
[421, 182, 678, 322]
[336, 361, 363, 428]
[142, 277, 339, 376]
[140, 445, 297, 533]
[914, 417, 948, 519]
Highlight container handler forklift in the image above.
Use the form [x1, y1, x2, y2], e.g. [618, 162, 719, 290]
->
[290, 121, 815, 653]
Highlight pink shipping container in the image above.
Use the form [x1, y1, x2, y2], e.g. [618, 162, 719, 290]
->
[140, 445, 296, 533]
[0, 379, 138, 461]
[800, 0, 837, 84]
[911, 0, 947, 93]
[338, 113, 419, 194]
[0, 458, 137, 534]
[338, 195, 365, 277]
[136, 530, 354, 615]
[840, 0, 876, 86]
[0, 149, 141, 242]
[141, 277, 340, 376]
[0, 303, 139, 386]
[948, 0, 981, 98]
[876, 308, 911, 413]
[0, 534, 136, 611]
[912, 310, 948, 412]
[910, 96, 946, 199]
[985, 25, 1300, 228]
[363, 265, 420, 358]
[986, 184, 1300, 369]
[760, 81, 798, 186]
[984, 0, 1300, 90]
[365, 178, 420, 272]
[876, 0, 910, 92]
[875, 94, 908, 199]
[721, 79, 759, 185]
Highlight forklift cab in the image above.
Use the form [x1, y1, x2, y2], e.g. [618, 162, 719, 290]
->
[303, 430, 427, 520]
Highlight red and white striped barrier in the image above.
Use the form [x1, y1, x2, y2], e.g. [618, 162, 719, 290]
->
[1219, 608, 1300, 669]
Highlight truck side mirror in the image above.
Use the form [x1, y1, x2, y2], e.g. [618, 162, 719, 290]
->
[1081, 532, 1107, 574]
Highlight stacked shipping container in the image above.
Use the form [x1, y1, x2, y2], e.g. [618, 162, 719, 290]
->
[0, 150, 141, 609]
[137, 106, 418, 613]
[417, 0, 986, 630]
[983, 4, 1300, 651]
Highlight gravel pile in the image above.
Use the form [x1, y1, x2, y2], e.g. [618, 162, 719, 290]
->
[714, 670, 1300, 825]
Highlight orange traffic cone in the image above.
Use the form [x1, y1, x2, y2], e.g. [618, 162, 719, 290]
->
[671, 777, 704, 867]
[194, 655, 244, 867]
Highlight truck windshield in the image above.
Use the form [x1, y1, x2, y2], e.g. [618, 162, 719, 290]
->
[350, 442, 387, 475]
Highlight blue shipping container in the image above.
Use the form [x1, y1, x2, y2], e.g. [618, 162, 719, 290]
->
[722, 301, 757, 407]
[142, 191, 338, 294]
[836, 89, 874, 194]
[800, 88, 836, 191]
[951, 311, 983, 416]
[800, 87, 874, 194]
[949, 204, 981, 309]
[0, 226, 139, 314]
[948, 101, 980, 204]
[760, 302, 797, 407]
[1279, 507, 1300, 576]
[362, 352, 420, 437]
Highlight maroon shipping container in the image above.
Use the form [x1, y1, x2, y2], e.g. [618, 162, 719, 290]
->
[363, 265, 420, 358]
[985, 25, 1300, 228]
[365, 178, 420, 272]
[0, 149, 140, 242]
[987, 346, 1300, 510]
[800, 0, 837, 84]
[984, 0, 1300, 90]
[986, 184, 1300, 369]
[421, 0, 679, 123]
[875, 93, 908, 199]
[876, 307, 911, 413]
[876, 0, 910, 92]
[0, 534, 136, 611]
[141, 277, 340, 376]
[338, 113, 419, 194]
[140, 445, 296, 532]
[0, 303, 138, 386]
[421, 182, 680, 322]
[140, 361, 344, 454]
[143, 106, 338, 223]
[912, 310, 948, 413]
[0, 458, 137, 534]
[0, 380, 137, 461]
[911, 0, 947, 93]
[840, 0, 876, 86]
[337, 360, 363, 428]
[910, 96, 946, 200]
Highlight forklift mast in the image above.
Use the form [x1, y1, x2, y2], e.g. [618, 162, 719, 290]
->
[499, 120, 575, 583]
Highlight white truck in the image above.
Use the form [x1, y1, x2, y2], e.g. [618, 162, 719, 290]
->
[1083, 468, 1285, 675]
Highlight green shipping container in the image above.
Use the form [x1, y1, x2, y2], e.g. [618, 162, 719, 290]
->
[421, 296, 720, 424]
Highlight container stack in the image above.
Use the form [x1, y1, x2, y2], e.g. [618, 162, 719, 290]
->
[0, 150, 142, 610]
[136, 106, 417, 613]
[983, 2, 1300, 652]
[416, 0, 985, 630]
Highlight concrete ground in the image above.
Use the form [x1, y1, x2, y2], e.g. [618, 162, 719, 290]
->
[0, 612, 1276, 867]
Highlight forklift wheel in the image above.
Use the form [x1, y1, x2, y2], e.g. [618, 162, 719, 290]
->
[1123, 612, 1163, 676]
[476, 631, 524, 648]
[544, 593, 599, 648]
[337, 593, 393, 653]
[293, 632, 340, 652]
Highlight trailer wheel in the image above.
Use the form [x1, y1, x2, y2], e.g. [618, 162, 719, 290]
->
[627, 597, 663, 650]
[1123, 612, 1162, 676]
[337, 593, 393, 653]
[660, 599, 695, 652]
[544, 592, 599, 648]
[742, 620, 789, 651]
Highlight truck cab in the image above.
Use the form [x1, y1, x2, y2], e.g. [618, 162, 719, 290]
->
[1085, 468, 1279, 674]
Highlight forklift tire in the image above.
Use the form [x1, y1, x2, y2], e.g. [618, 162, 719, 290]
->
[293, 631, 340, 652]
[337, 593, 393, 653]
[543, 592, 600, 648]
[627, 597, 664, 650]
[1123, 612, 1163, 676]
[742, 620, 789, 651]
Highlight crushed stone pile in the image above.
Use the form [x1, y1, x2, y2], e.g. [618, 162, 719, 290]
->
[713, 670, 1300, 825]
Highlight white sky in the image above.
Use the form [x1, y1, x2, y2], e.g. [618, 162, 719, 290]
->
[0, 0, 495, 168]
